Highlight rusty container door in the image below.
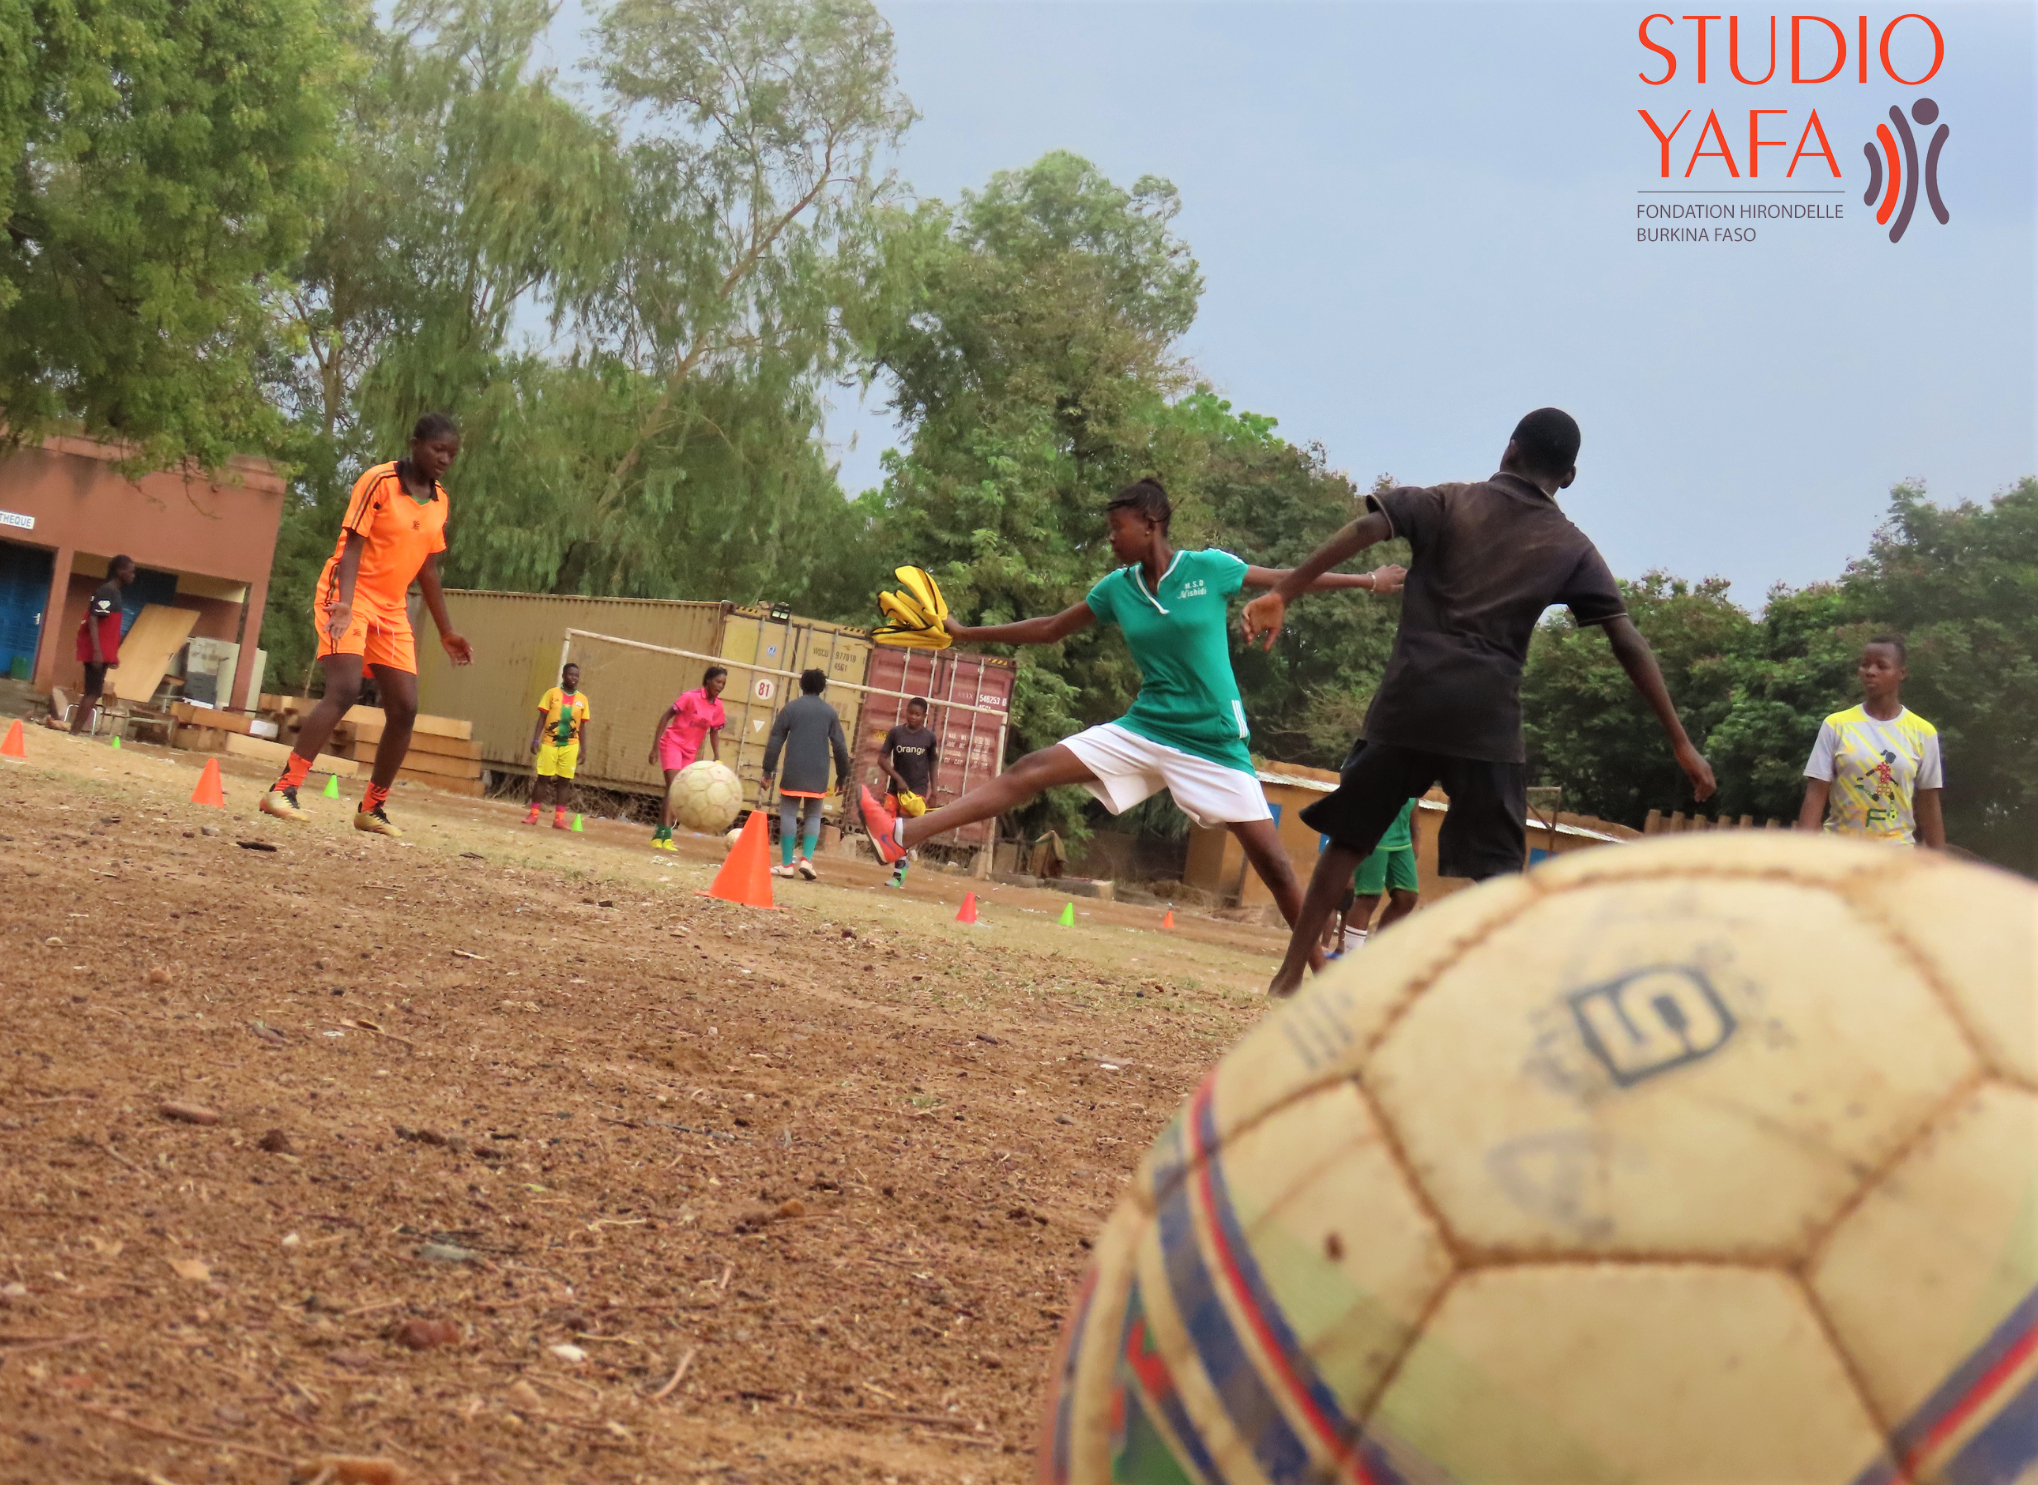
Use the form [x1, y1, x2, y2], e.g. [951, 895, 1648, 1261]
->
[716, 609, 873, 818]
[852, 649, 1013, 848]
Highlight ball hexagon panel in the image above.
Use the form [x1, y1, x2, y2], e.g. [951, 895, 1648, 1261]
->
[1365, 874, 1977, 1259]
[1809, 1081, 2038, 1485]
[1132, 877, 1540, 1209]
[1527, 828, 1900, 894]
[669, 760, 743, 833]
[1086, 1078, 1455, 1484]
[1847, 855, 2038, 1087]
[1369, 1266, 1887, 1485]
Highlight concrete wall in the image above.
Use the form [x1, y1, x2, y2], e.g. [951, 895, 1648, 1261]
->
[0, 438, 284, 707]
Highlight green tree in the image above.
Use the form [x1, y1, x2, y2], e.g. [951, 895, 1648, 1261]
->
[868, 151, 1202, 780]
[1700, 582, 1864, 824]
[1523, 572, 1754, 826]
[1841, 479, 2038, 871]
[262, 0, 621, 686]
[1, 0, 344, 469]
[569, 0, 914, 581]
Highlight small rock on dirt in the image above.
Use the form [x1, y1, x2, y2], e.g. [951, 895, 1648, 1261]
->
[289, 1459, 412, 1485]
[547, 1342, 588, 1363]
[236, 839, 278, 852]
[506, 1380, 543, 1413]
[257, 1128, 293, 1153]
[145, 966, 173, 986]
[199, 826, 219, 837]
[389, 1318, 460, 1351]
[160, 1100, 219, 1126]
[414, 1242, 477, 1264]
[776, 1198, 805, 1219]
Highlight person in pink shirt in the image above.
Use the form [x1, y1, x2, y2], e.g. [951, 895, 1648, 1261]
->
[646, 666, 728, 849]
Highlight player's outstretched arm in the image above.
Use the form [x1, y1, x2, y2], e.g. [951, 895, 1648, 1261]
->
[647, 704, 680, 764]
[1243, 563, 1405, 595]
[1241, 511, 1395, 650]
[418, 554, 471, 665]
[944, 602, 1095, 648]
[1602, 616, 1716, 801]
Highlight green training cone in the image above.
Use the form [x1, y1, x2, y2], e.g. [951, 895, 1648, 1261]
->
[1058, 902, 1075, 927]
[323, 774, 341, 798]
[109, 735, 120, 749]
[572, 813, 584, 832]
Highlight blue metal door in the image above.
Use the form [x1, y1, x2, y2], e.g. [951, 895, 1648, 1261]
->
[0, 541, 54, 679]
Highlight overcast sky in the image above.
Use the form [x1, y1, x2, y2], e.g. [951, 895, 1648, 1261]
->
[547, 1, 2036, 604]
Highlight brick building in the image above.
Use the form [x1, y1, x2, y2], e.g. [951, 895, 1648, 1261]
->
[0, 437, 285, 710]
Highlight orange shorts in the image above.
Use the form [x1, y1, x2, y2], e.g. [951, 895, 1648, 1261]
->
[315, 597, 416, 674]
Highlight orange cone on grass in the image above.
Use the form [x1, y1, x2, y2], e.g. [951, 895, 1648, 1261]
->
[1161, 906, 1175, 929]
[700, 810, 774, 909]
[955, 892, 978, 924]
[191, 757, 226, 808]
[0, 719, 24, 758]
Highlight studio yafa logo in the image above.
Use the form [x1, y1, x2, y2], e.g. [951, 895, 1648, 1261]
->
[1864, 97, 1950, 243]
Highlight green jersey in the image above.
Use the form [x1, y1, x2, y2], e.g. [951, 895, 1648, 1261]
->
[1084, 549, 1254, 774]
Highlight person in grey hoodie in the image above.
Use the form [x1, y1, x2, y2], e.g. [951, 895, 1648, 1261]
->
[762, 668, 853, 880]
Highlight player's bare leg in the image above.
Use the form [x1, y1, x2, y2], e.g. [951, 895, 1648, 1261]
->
[1269, 842, 1364, 997]
[351, 664, 415, 836]
[890, 744, 1100, 850]
[290, 654, 364, 762]
[1228, 817, 1328, 978]
[366, 666, 417, 787]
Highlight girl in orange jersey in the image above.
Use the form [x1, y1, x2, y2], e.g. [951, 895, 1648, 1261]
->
[260, 413, 473, 836]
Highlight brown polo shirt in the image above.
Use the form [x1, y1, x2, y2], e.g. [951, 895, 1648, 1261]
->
[1362, 472, 1626, 763]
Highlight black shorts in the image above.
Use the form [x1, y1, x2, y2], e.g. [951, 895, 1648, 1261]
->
[1299, 739, 1527, 883]
[81, 662, 109, 698]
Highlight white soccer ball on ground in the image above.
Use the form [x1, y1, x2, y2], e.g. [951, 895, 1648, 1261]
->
[668, 761, 743, 834]
[1041, 832, 2037, 1485]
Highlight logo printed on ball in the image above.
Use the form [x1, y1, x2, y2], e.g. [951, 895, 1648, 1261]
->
[1569, 965, 1736, 1086]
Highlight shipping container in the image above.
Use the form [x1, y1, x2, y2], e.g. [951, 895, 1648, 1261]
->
[712, 610, 874, 818]
[850, 648, 1014, 848]
[414, 592, 725, 793]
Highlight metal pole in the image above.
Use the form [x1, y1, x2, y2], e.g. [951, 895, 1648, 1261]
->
[562, 630, 1011, 718]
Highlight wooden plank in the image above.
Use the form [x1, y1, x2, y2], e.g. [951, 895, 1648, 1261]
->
[349, 741, 478, 779]
[171, 702, 281, 739]
[258, 695, 473, 741]
[172, 728, 229, 754]
[223, 732, 360, 778]
[350, 723, 483, 760]
[105, 605, 199, 706]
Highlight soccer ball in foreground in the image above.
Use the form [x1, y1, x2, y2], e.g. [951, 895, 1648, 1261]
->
[1042, 833, 2037, 1485]
[668, 761, 742, 834]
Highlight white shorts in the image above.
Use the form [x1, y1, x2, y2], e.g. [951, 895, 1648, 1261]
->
[1059, 723, 1271, 829]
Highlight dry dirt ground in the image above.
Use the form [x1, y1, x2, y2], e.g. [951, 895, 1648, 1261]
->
[0, 729, 1295, 1485]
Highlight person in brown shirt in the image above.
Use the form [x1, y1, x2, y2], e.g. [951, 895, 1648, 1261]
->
[1242, 407, 1717, 996]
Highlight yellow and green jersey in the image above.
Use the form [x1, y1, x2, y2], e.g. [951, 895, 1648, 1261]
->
[537, 686, 589, 747]
[1804, 704, 1941, 844]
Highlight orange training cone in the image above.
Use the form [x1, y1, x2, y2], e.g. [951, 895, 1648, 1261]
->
[0, 719, 24, 758]
[1161, 906, 1175, 929]
[190, 757, 226, 808]
[699, 810, 775, 909]
[955, 892, 978, 924]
